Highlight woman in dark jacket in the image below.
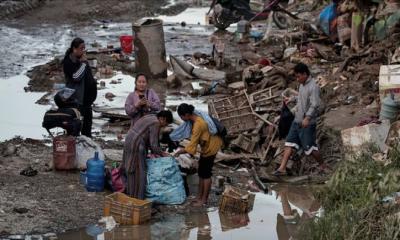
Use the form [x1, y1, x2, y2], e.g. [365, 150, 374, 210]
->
[63, 38, 97, 138]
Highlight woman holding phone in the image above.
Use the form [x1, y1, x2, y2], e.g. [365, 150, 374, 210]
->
[125, 73, 161, 129]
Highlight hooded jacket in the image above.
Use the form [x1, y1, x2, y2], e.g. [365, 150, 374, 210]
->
[63, 54, 97, 106]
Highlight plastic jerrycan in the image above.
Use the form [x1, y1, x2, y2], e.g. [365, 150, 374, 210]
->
[86, 151, 105, 192]
[380, 95, 399, 122]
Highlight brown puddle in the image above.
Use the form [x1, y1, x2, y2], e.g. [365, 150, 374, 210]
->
[58, 185, 320, 240]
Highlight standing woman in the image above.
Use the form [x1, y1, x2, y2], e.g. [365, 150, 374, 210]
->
[174, 104, 223, 206]
[122, 111, 173, 199]
[63, 38, 97, 138]
[125, 73, 161, 128]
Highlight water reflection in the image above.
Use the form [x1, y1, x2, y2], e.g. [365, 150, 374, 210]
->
[274, 185, 321, 240]
[57, 185, 319, 240]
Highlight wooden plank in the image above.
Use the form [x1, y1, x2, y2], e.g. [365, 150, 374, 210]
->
[93, 107, 129, 120]
[261, 127, 278, 165]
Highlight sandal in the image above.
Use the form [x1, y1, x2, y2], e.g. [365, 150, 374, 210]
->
[273, 170, 287, 176]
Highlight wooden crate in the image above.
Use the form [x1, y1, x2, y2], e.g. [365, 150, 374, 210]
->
[217, 106, 253, 119]
[220, 113, 259, 136]
[209, 92, 250, 118]
[230, 134, 257, 153]
[219, 212, 250, 232]
[104, 225, 151, 240]
[219, 186, 255, 214]
[249, 86, 280, 103]
[104, 192, 151, 225]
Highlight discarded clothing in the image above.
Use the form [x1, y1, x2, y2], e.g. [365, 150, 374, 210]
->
[357, 116, 381, 127]
[170, 110, 217, 141]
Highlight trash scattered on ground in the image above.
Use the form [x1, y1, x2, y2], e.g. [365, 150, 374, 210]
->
[382, 192, 400, 205]
[12, 207, 29, 214]
[98, 216, 118, 232]
[19, 167, 38, 177]
[1, 0, 400, 237]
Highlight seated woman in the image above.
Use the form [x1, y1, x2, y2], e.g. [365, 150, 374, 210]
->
[125, 73, 161, 128]
[174, 104, 223, 206]
[122, 110, 173, 199]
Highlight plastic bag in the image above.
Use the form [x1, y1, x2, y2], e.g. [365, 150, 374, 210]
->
[278, 104, 295, 139]
[146, 157, 186, 205]
[319, 3, 337, 36]
[75, 136, 105, 170]
[111, 167, 126, 192]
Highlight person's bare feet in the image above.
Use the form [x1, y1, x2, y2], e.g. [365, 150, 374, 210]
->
[192, 200, 207, 207]
[189, 196, 202, 203]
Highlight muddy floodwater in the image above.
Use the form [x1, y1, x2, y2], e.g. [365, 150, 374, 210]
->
[57, 185, 320, 240]
[0, 8, 215, 141]
[0, 6, 321, 240]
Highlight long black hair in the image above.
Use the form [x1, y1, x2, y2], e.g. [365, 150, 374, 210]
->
[65, 37, 85, 57]
[177, 103, 195, 116]
[157, 110, 173, 124]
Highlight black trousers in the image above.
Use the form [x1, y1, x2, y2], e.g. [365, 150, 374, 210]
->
[79, 105, 93, 138]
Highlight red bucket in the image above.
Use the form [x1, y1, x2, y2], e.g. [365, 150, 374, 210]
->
[120, 35, 134, 54]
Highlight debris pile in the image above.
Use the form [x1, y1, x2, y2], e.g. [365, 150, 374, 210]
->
[163, 3, 400, 189]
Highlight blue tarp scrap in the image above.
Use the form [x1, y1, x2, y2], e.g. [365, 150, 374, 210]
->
[146, 157, 186, 205]
[319, 3, 338, 36]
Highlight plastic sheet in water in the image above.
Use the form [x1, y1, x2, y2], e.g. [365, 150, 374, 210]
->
[85, 224, 104, 237]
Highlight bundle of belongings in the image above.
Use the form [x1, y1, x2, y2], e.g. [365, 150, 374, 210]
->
[42, 88, 82, 136]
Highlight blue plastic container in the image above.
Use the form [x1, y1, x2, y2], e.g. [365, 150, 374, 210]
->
[86, 152, 105, 192]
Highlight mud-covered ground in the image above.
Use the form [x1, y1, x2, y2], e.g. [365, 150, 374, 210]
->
[0, 0, 190, 25]
[0, 137, 260, 236]
[1, 0, 397, 238]
[0, 138, 115, 235]
[0, 0, 201, 236]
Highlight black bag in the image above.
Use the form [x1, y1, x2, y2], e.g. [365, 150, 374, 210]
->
[42, 108, 82, 136]
[54, 88, 79, 109]
[278, 104, 295, 139]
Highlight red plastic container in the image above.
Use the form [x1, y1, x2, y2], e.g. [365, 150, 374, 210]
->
[53, 135, 76, 170]
[120, 35, 134, 54]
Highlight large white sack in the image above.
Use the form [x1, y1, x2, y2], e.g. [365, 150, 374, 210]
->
[75, 136, 105, 170]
